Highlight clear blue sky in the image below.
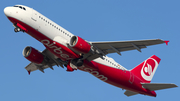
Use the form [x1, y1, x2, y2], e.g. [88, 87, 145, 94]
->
[1, 0, 179, 101]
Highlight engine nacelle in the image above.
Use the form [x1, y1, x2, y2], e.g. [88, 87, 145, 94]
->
[23, 46, 44, 64]
[69, 36, 91, 54]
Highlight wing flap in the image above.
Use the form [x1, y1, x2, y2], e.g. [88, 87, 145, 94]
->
[124, 90, 139, 97]
[141, 83, 178, 91]
[25, 63, 53, 72]
[91, 39, 165, 54]
[25, 63, 41, 72]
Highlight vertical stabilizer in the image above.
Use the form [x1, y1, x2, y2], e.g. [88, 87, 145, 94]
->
[130, 55, 161, 83]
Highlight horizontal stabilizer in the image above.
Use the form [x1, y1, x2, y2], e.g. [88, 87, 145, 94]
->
[124, 90, 139, 97]
[141, 83, 178, 91]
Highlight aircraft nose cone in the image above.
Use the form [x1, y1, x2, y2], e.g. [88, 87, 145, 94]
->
[4, 7, 11, 16]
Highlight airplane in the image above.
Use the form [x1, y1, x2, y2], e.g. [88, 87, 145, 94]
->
[4, 5, 177, 97]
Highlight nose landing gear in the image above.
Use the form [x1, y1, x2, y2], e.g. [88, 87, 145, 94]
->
[14, 27, 21, 32]
[13, 23, 27, 33]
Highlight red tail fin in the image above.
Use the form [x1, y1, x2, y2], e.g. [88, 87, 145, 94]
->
[130, 55, 161, 83]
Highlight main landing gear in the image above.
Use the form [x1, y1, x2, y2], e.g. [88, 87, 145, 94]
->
[71, 58, 84, 67]
[13, 23, 25, 33]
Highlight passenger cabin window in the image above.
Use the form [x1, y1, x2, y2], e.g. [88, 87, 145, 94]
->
[38, 14, 73, 38]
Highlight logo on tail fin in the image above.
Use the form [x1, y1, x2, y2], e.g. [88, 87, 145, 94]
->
[141, 58, 158, 81]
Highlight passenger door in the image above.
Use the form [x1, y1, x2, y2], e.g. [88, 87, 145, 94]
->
[31, 9, 37, 21]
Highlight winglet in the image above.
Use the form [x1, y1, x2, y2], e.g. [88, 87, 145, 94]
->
[164, 40, 169, 45]
[28, 71, 31, 75]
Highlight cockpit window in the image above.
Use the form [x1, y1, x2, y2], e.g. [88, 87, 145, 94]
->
[14, 5, 26, 10]
[23, 7, 26, 10]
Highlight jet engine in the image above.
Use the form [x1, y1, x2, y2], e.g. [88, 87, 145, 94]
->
[69, 36, 91, 54]
[23, 46, 44, 64]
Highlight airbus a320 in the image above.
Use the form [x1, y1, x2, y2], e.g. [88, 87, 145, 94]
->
[4, 5, 178, 97]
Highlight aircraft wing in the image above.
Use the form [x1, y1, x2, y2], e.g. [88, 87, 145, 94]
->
[25, 49, 64, 74]
[91, 39, 167, 55]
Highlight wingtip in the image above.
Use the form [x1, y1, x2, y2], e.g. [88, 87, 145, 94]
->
[164, 40, 169, 45]
[173, 84, 178, 87]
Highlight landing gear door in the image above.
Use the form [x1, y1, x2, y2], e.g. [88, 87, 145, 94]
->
[31, 9, 37, 21]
